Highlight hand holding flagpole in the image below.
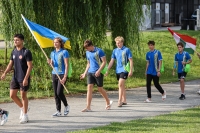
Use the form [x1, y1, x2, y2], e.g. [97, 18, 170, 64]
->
[21, 14, 69, 93]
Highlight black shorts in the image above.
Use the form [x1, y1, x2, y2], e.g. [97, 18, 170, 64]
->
[87, 73, 103, 87]
[116, 72, 128, 81]
[10, 78, 30, 91]
[178, 72, 187, 80]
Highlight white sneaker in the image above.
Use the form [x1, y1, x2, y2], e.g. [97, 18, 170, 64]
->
[20, 114, 29, 124]
[1, 112, 9, 126]
[52, 111, 62, 117]
[64, 105, 70, 116]
[19, 107, 30, 119]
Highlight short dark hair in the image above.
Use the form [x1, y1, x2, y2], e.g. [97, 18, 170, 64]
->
[177, 42, 184, 47]
[147, 40, 155, 45]
[14, 34, 24, 40]
[84, 39, 93, 48]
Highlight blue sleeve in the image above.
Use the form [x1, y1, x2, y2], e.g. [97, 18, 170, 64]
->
[146, 52, 149, 61]
[111, 49, 116, 59]
[86, 52, 89, 61]
[98, 49, 105, 58]
[126, 48, 132, 59]
[50, 52, 53, 60]
[175, 54, 178, 61]
[158, 51, 163, 60]
[63, 50, 69, 58]
[186, 52, 191, 60]
[174, 54, 177, 68]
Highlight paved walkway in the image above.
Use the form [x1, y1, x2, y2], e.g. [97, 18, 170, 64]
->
[0, 79, 200, 133]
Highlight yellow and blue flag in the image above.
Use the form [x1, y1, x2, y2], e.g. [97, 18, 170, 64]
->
[22, 16, 71, 49]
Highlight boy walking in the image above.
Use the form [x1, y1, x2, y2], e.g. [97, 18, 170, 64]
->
[173, 42, 192, 100]
[80, 40, 113, 112]
[1, 34, 32, 123]
[145, 40, 166, 102]
[105, 36, 133, 107]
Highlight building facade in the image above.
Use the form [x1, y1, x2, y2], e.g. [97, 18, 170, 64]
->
[151, 0, 200, 26]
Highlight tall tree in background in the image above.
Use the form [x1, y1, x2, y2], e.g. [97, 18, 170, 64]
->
[0, 0, 150, 93]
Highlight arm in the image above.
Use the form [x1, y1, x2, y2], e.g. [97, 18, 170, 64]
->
[145, 61, 149, 76]
[1, 60, 13, 80]
[105, 58, 115, 76]
[95, 56, 106, 77]
[80, 60, 90, 79]
[128, 58, 133, 77]
[173, 61, 178, 76]
[23, 61, 33, 86]
[60, 58, 68, 84]
[157, 60, 162, 77]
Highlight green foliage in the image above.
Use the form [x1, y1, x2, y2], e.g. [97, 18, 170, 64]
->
[71, 106, 200, 133]
[108, 0, 151, 51]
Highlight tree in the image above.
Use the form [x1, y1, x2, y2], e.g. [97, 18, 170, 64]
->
[0, 0, 150, 92]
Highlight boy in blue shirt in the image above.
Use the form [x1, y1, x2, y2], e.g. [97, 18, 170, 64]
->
[105, 36, 133, 107]
[80, 40, 113, 112]
[145, 40, 166, 102]
[173, 42, 192, 100]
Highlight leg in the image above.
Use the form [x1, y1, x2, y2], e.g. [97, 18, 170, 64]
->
[152, 76, 164, 95]
[52, 75, 61, 112]
[118, 78, 126, 103]
[20, 91, 28, 114]
[146, 74, 153, 100]
[98, 87, 110, 106]
[85, 84, 93, 110]
[10, 89, 23, 108]
[180, 78, 185, 93]
[57, 77, 68, 107]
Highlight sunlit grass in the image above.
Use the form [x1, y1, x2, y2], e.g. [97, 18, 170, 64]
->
[71, 106, 200, 133]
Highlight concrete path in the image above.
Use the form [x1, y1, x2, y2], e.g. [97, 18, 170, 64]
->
[0, 79, 200, 133]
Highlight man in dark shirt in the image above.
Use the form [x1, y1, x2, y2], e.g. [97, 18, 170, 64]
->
[1, 34, 32, 124]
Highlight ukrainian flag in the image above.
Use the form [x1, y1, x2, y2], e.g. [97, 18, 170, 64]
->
[22, 15, 71, 50]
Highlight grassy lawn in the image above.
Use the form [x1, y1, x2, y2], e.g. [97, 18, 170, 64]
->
[71, 106, 200, 133]
[1, 30, 200, 102]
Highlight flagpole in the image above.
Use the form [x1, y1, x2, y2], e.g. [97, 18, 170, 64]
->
[21, 14, 69, 94]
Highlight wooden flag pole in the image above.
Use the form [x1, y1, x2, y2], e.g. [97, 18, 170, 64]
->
[21, 14, 69, 94]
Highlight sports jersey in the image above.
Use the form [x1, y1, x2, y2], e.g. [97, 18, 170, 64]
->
[146, 49, 162, 75]
[10, 47, 32, 82]
[111, 46, 132, 73]
[50, 48, 69, 74]
[174, 51, 191, 73]
[86, 47, 105, 73]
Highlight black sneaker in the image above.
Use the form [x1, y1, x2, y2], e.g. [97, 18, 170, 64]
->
[179, 94, 186, 100]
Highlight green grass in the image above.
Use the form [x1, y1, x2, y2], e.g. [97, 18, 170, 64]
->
[71, 106, 200, 133]
[1, 30, 200, 102]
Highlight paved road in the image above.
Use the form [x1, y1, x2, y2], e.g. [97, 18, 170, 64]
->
[0, 79, 200, 133]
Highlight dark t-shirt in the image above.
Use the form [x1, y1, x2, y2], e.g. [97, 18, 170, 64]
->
[10, 47, 32, 82]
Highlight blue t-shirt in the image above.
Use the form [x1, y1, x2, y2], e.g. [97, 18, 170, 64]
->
[111, 46, 132, 73]
[86, 47, 105, 73]
[146, 49, 162, 75]
[174, 51, 191, 73]
[50, 48, 69, 74]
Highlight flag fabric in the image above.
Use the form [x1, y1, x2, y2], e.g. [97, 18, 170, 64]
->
[168, 27, 196, 54]
[22, 16, 71, 49]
